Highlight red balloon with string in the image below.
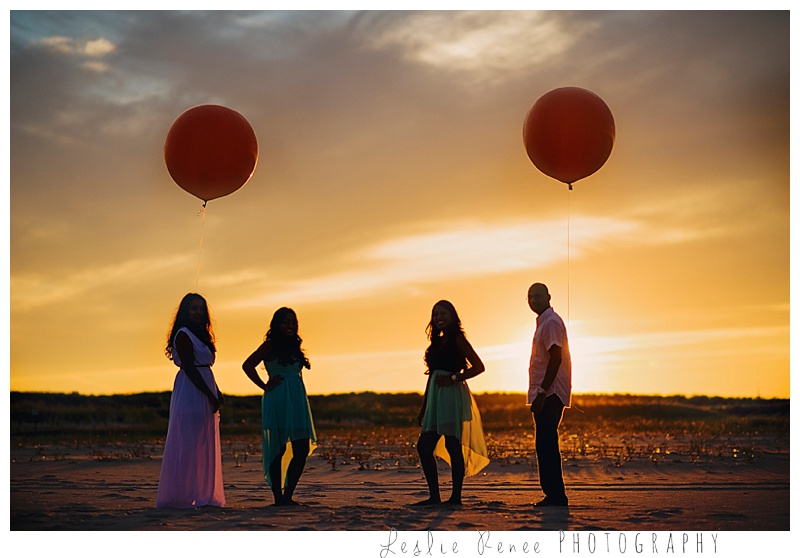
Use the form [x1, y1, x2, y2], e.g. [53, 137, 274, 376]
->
[523, 87, 615, 189]
[165, 105, 258, 202]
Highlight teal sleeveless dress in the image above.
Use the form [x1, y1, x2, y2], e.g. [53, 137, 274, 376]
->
[261, 357, 317, 488]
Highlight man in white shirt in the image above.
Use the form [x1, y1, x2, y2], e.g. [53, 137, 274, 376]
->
[527, 282, 571, 507]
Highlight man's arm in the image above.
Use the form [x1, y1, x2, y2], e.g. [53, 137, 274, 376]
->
[531, 343, 562, 413]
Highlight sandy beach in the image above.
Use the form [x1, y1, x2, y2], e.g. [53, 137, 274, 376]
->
[10, 441, 788, 532]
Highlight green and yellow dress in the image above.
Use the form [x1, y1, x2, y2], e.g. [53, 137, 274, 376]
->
[422, 343, 490, 476]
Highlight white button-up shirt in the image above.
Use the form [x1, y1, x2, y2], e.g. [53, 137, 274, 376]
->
[527, 307, 572, 407]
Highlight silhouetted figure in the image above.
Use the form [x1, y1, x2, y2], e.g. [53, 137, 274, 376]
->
[527, 283, 572, 507]
[242, 307, 316, 506]
[414, 300, 490, 506]
[156, 293, 225, 508]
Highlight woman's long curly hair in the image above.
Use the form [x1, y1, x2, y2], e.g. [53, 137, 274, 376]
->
[424, 299, 466, 369]
[165, 293, 216, 360]
[265, 307, 310, 369]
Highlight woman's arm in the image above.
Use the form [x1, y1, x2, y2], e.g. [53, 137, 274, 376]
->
[215, 381, 225, 407]
[457, 336, 485, 380]
[436, 336, 486, 387]
[241, 341, 270, 391]
[175, 331, 220, 412]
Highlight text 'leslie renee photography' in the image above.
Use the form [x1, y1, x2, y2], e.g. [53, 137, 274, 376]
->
[379, 530, 720, 557]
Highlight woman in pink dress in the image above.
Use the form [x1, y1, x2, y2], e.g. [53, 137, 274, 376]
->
[156, 293, 226, 508]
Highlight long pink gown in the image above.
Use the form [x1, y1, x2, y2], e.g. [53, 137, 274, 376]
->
[156, 327, 226, 508]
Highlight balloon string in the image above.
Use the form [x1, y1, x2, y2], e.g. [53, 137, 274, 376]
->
[195, 201, 207, 290]
[567, 187, 571, 323]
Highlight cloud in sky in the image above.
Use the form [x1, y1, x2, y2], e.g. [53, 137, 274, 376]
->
[359, 11, 587, 83]
[38, 35, 116, 57]
[11, 254, 193, 312]
[220, 214, 713, 309]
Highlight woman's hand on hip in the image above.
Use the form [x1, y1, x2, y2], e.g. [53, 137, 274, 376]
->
[265, 375, 284, 392]
[435, 375, 455, 387]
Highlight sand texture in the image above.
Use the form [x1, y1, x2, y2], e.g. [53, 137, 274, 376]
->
[10, 442, 788, 531]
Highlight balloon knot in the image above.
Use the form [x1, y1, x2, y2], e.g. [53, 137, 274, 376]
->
[568, 183, 573, 191]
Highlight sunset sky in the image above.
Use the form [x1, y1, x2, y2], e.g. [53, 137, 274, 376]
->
[8, 9, 790, 398]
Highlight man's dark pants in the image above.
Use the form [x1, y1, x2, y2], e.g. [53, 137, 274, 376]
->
[533, 394, 567, 503]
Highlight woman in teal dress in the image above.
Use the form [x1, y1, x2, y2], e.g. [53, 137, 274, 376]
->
[242, 307, 316, 506]
[415, 300, 490, 506]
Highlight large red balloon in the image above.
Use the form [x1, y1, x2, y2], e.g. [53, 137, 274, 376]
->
[164, 105, 258, 202]
[523, 87, 615, 188]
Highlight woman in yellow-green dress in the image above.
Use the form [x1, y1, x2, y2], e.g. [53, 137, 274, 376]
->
[414, 300, 490, 506]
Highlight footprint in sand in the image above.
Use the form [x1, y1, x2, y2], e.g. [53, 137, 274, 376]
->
[101, 493, 133, 500]
[709, 512, 746, 520]
[646, 508, 683, 518]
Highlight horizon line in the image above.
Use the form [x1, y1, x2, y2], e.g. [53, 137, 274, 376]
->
[9, 389, 787, 401]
